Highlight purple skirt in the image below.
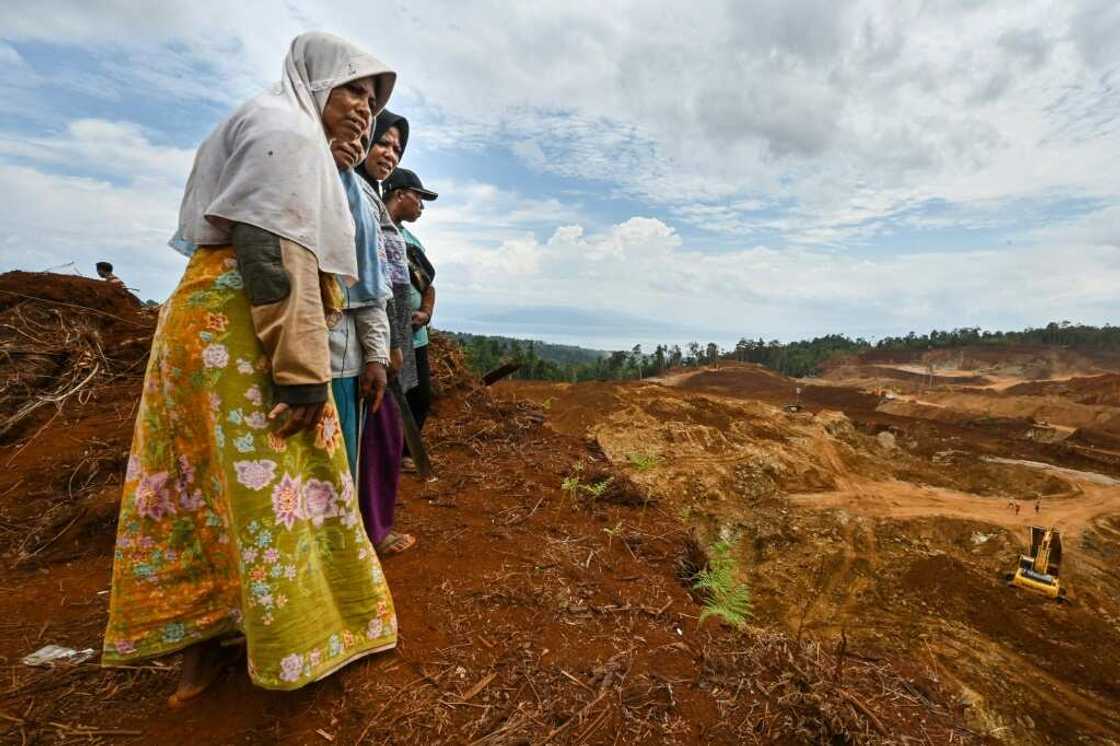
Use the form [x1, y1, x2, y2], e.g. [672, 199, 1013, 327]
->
[358, 393, 402, 546]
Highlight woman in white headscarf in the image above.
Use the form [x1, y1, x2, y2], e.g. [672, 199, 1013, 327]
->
[103, 32, 399, 702]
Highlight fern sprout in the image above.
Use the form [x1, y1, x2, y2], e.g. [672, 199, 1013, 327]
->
[693, 540, 753, 629]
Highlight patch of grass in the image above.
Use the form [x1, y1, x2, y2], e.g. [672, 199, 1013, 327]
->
[561, 463, 613, 503]
[693, 539, 753, 629]
[561, 474, 583, 500]
[584, 478, 613, 498]
[626, 452, 660, 471]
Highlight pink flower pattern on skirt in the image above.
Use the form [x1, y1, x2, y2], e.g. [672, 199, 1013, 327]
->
[271, 474, 304, 530]
[304, 479, 338, 526]
[235, 460, 277, 491]
[134, 472, 174, 521]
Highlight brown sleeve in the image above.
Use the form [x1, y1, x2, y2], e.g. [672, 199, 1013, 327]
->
[233, 224, 330, 405]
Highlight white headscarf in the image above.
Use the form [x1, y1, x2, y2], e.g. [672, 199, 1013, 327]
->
[172, 32, 396, 280]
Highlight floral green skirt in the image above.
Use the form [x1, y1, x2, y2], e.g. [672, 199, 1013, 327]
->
[102, 247, 396, 689]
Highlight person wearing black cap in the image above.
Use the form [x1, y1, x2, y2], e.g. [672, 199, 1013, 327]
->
[382, 168, 438, 472]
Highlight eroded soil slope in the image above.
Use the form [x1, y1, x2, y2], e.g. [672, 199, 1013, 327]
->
[504, 361, 1120, 745]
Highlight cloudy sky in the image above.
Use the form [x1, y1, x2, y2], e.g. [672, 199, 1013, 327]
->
[1, 1, 1118, 350]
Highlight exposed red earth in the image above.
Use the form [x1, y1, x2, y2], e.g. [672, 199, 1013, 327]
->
[1, 273, 1117, 743]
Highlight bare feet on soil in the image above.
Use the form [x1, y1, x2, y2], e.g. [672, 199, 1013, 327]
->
[167, 639, 242, 708]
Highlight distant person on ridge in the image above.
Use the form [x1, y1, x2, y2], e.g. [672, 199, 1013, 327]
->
[382, 167, 438, 473]
[101, 32, 399, 704]
[95, 261, 125, 288]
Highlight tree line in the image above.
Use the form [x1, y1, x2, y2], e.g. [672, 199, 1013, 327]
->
[448, 322, 1120, 382]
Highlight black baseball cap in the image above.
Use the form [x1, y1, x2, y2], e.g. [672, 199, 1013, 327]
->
[382, 168, 438, 200]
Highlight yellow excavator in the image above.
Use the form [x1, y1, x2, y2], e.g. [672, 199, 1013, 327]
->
[1007, 526, 1066, 601]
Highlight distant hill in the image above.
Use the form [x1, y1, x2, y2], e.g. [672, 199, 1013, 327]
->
[728, 323, 1120, 378]
[441, 322, 1120, 383]
[441, 331, 609, 379]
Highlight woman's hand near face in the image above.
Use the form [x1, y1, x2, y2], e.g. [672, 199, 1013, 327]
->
[335, 111, 369, 143]
[330, 137, 365, 169]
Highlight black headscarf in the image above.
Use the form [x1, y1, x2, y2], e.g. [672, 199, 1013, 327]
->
[359, 109, 409, 190]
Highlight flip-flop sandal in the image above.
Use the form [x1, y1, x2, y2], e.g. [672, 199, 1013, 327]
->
[376, 532, 416, 556]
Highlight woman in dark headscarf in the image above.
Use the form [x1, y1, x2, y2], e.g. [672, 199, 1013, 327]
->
[102, 33, 398, 702]
[353, 109, 416, 556]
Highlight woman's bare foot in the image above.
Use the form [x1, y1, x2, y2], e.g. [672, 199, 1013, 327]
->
[167, 639, 238, 707]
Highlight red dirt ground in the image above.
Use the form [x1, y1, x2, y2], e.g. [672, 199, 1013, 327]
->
[0, 274, 979, 745]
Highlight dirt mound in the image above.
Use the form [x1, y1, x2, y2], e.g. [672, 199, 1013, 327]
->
[0, 271, 144, 319]
[666, 363, 796, 399]
[427, 329, 477, 395]
[497, 380, 628, 437]
[0, 272, 155, 565]
[658, 364, 890, 417]
[873, 390, 1120, 440]
[589, 386, 859, 508]
[0, 271, 154, 443]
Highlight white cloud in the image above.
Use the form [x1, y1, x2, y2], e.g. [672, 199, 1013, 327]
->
[1, 0, 1118, 343]
[428, 211, 1120, 344]
[1070, 0, 1120, 69]
[5, 2, 1118, 218]
[0, 119, 195, 187]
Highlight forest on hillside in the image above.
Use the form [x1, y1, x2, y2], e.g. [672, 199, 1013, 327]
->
[447, 322, 1120, 382]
